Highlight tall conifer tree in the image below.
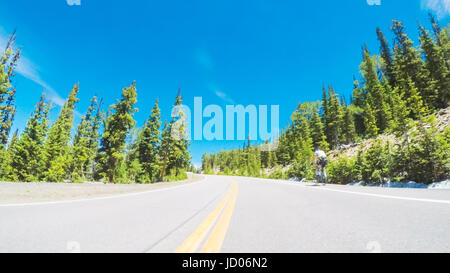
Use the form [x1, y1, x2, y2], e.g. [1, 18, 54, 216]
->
[96, 82, 138, 183]
[11, 94, 50, 181]
[43, 84, 80, 182]
[138, 99, 161, 182]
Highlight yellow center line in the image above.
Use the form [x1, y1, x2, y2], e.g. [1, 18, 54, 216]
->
[175, 181, 235, 253]
[201, 179, 238, 253]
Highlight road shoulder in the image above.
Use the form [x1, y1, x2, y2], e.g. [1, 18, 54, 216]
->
[0, 173, 205, 205]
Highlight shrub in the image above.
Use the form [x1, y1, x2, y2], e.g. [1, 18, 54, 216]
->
[268, 168, 287, 179]
[164, 169, 188, 182]
[327, 155, 359, 184]
[359, 139, 392, 184]
[401, 117, 449, 183]
[287, 160, 313, 180]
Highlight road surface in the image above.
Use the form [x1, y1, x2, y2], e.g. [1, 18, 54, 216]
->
[1, 175, 449, 253]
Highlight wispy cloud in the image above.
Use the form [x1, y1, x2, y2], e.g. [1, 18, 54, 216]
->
[214, 90, 235, 104]
[15, 59, 65, 107]
[0, 29, 65, 106]
[197, 49, 234, 104]
[421, 0, 450, 19]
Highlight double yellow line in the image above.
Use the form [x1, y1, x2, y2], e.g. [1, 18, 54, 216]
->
[175, 180, 238, 253]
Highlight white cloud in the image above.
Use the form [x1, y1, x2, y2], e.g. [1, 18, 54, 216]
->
[207, 81, 235, 104]
[15, 60, 65, 107]
[0, 30, 65, 106]
[421, 0, 450, 18]
[214, 90, 235, 104]
[197, 50, 235, 104]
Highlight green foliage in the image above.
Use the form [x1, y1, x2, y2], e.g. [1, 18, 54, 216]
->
[326, 118, 448, 185]
[419, 23, 450, 109]
[0, 32, 20, 148]
[358, 140, 393, 184]
[3, 17, 449, 186]
[363, 103, 379, 138]
[341, 104, 357, 144]
[327, 156, 359, 184]
[43, 84, 80, 182]
[402, 116, 449, 183]
[138, 99, 161, 183]
[310, 109, 329, 150]
[10, 94, 50, 182]
[159, 90, 191, 181]
[323, 86, 341, 149]
[0, 129, 18, 178]
[96, 82, 138, 183]
[267, 168, 287, 180]
[376, 27, 396, 86]
[71, 96, 102, 182]
[0, 33, 190, 184]
[164, 168, 188, 182]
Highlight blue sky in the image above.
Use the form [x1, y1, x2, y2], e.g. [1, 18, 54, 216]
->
[0, 0, 448, 167]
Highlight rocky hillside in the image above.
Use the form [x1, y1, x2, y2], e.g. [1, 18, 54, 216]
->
[329, 106, 450, 160]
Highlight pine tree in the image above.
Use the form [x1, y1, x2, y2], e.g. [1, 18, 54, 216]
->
[7, 129, 18, 151]
[275, 128, 292, 166]
[290, 115, 314, 179]
[0, 32, 20, 147]
[0, 129, 18, 179]
[96, 82, 138, 183]
[138, 99, 161, 183]
[10, 94, 50, 181]
[89, 97, 103, 158]
[351, 77, 366, 136]
[159, 120, 171, 180]
[321, 86, 328, 125]
[405, 77, 426, 120]
[438, 27, 450, 102]
[268, 149, 277, 168]
[380, 77, 396, 131]
[310, 110, 328, 150]
[360, 45, 389, 133]
[419, 24, 449, 108]
[364, 103, 379, 138]
[2, 129, 19, 177]
[71, 96, 102, 182]
[376, 27, 396, 86]
[429, 13, 442, 47]
[403, 115, 449, 183]
[42, 84, 80, 182]
[120, 126, 142, 183]
[324, 86, 340, 149]
[341, 105, 357, 144]
[163, 89, 191, 179]
[389, 87, 411, 135]
[391, 20, 434, 110]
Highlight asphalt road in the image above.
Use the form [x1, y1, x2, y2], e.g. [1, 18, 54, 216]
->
[1, 175, 449, 253]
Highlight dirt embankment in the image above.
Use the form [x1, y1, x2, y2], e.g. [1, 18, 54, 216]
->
[0, 173, 204, 205]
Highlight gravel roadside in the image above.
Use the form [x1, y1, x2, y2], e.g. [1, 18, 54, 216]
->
[0, 173, 204, 205]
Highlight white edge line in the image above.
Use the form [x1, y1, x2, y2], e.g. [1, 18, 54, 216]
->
[288, 181, 450, 204]
[238, 176, 450, 205]
[0, 175, 208, 207]
[311, 186, 450, 204]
